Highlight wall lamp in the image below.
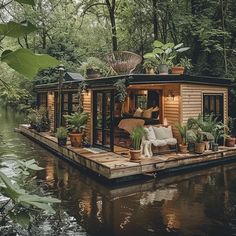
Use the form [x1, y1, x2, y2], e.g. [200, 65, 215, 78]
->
[167, 89, 174, 101]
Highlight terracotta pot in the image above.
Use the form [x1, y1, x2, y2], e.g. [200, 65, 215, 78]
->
[212, 143, 219, 151]
[204, 141, 210, 150]
[86, 68, 100, 79]
[69, 133, 83, 147]
[171, 66, 185, 75]
[58, 138, 67, 146]
[225, 137, 236, 147]
[129, 149, 141, 160]
[179, 144, 188, 153]
[195, 142, 205, 154]
[158, 64, 168, 74]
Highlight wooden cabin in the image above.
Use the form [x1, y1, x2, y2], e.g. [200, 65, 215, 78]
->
[35, 74, 231, 152]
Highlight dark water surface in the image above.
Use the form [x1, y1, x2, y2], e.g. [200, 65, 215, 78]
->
[1, 107, 236, 236]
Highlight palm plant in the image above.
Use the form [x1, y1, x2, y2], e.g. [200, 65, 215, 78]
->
[175, 123, 188, 145]
[130, 126, 146, 150]
[64, 112, 88, 133]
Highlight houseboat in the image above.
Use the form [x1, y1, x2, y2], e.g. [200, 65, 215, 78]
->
[35, 73, 231, 152]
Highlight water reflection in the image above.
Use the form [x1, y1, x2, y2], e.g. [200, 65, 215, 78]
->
[1, 107, 236, 235]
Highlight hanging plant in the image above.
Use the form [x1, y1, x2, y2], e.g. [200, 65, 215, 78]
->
[114, 79, 127, 103]
[77, 81, 88, 112]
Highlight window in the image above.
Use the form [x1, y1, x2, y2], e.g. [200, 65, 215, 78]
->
[38, 93, 47, 107]
[203, 94, 223, 121]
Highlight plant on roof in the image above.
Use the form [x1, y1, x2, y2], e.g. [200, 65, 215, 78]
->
[144, 40, 190, 67]
[176, 57, 193, 70]
[79, 57, 110, 78]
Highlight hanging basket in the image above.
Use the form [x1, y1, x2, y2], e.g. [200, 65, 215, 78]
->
[105, 51, 142, 74]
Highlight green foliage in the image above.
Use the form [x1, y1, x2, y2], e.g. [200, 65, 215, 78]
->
[177, 57, 193, 70]
[175, 123, 188, 145]
[226, 117, 236, 136]
[0, 21, 37, 38]
[1, 49, 59, 79]
[14, 0, 35, 6]
[130, 126, 146, 150]
[64, 112, 88, 133]
[79, 57, 109, 77]
[114, 79, 127, 103]
[144, 40, 189, 67]
[56, 127, 68, 139]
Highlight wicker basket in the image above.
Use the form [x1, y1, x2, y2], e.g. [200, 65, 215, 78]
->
[105, 51, 142, 74]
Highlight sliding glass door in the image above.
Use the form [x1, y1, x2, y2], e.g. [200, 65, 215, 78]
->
[93, 91, 114, 151]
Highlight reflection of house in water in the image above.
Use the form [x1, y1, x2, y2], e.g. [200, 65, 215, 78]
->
[38, 156, 236, 235]
[140, 188, 178, 205]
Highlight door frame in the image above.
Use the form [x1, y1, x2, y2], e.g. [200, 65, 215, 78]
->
[92, 90, 114, 151]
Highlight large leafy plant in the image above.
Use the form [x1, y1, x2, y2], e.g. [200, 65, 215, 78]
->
[64, 112, 88, 133]
[0, 159, 60, 229]
[0, 0, 59, 80]
[144, 40, 190, 66]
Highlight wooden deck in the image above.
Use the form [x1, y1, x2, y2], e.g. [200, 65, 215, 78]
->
[19, 125, 236, 181]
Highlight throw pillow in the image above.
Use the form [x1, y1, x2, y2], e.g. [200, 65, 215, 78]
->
[142, 108, 153, 119]
[153, 126, 173, 139]
[163, 126, 173, 138]
[145, 126, 156, 141]
[133, 107, 143, 117]
[153, 126, 166, 140]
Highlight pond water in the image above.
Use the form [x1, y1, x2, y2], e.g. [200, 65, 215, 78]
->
[1, 107, 236, 236]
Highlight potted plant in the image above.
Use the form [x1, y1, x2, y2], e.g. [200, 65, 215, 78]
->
[175, 123, 188, 153]
[187, 129, 205, 154]
[26, 109, 37, 129]
[171, 57, 192, 75]
[143, 58, 157, 74]
[144, 41, 189, 75]
[212, 122, 225, 151]
[35, 107, 50, 132]
[64, 111, 88, 147]
[56, 127, 68, 146]
[80, 57, 109, 79]
[225, 117, 236, 147]
[130, 126, 146, 160]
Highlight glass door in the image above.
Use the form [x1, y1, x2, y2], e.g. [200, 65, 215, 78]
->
[93, 91, 114, 151]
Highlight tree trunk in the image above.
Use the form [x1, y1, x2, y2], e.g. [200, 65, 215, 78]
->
[105, 0, 118, 51]
[152, 0, 158, 40]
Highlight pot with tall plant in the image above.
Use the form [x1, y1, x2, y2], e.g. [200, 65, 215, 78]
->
[56, 127, 68, 146]
[212, 122, 225, 151]
[225, 117, 236, 147]
[175, 123, 188, 153]
[64, 111, 88, 147]
[171, 57, 193, 75]
[130, 126, 146, 160]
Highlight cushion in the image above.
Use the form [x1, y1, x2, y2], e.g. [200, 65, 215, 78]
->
[152, 106, 159, 112]
[142, 108, 153, 119]
[153, 126, 173, 140]
[145, 126, 156, 141]
[133, 107, 143, 117]
[165, 138, 177, 145]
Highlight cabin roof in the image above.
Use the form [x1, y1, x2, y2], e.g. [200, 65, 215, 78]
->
[35, 73, 232, 91]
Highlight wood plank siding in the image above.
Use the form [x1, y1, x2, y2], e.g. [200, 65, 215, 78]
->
[180, 84, 228, 125]
[162, 84, 181, 139]
[83, 90, 92, 143]
[47, 92, 55, 131]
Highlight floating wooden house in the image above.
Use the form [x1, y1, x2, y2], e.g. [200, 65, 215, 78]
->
[35, 74, 231, 152]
